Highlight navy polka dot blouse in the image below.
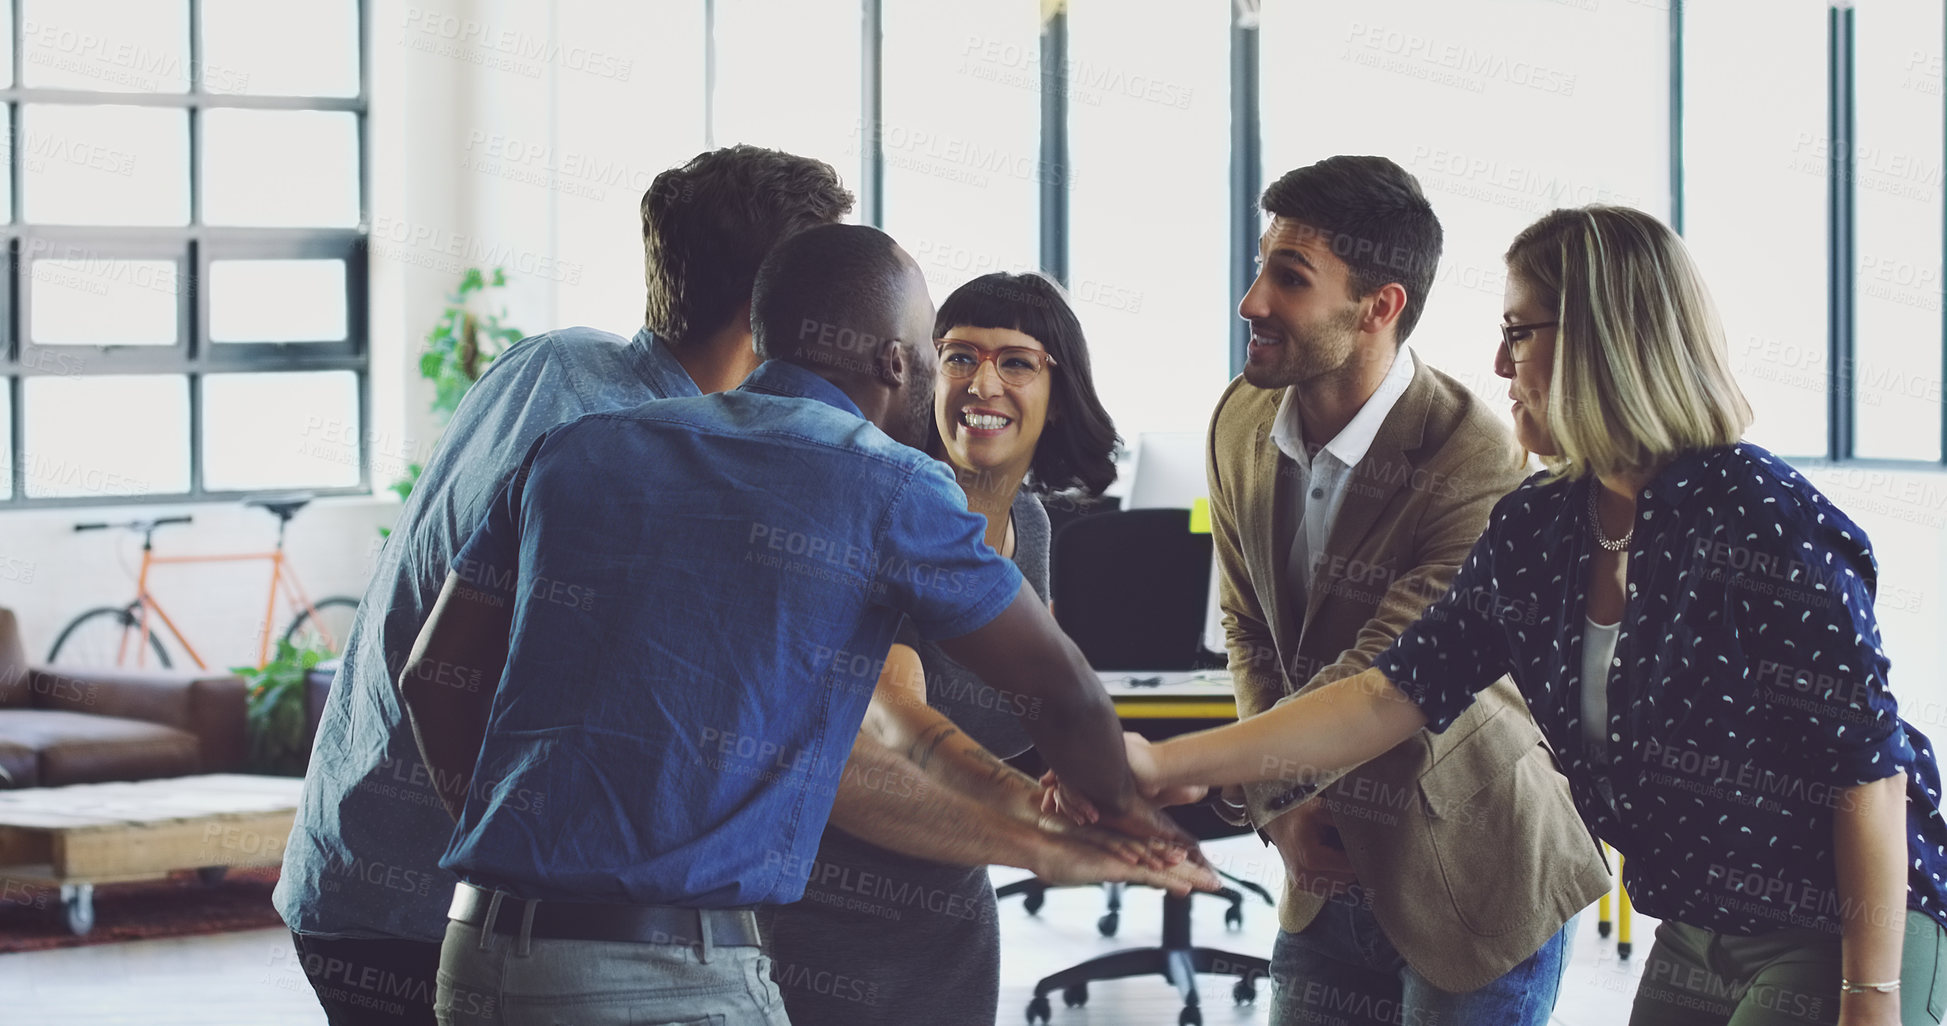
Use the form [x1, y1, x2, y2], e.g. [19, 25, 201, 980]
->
[1374, 443, 1947, 937]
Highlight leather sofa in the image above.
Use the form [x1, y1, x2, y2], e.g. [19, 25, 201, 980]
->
[0, 608, 248, 788]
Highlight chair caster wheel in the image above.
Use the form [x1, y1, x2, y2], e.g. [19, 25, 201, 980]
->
[1232, 979, 1256, 1005]
[1224, 905, 1243, 930]
[1179, 1005, 1203, 1026]
[1618, 942, 1632, 960]
[1022, 891, 1045, 915]
[1097, 911, 1119, 937]
[1026, 995, 1051, 1023]
[1598, 920, 1613, 938]
[1063, 984, 1088, 1008]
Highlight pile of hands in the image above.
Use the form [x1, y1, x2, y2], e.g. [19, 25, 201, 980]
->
[1038, 733, 1356, 896]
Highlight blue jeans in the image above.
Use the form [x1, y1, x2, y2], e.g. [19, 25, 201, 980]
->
[1267, 891, 1571, 1026]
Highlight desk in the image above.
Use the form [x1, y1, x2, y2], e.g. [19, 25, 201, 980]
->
[1101, 670, 1236, 721]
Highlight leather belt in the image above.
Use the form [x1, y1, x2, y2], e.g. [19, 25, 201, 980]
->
[448, 881, 762, 947]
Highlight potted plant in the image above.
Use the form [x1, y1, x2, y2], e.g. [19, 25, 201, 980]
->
[234, 640, 328, 776]
[382, 267, 522, 531]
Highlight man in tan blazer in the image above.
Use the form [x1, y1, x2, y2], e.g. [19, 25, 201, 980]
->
[1208, 155, 1608, 1026]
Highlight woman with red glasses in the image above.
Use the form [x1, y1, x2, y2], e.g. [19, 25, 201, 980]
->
[760, 271, 1131, 1026]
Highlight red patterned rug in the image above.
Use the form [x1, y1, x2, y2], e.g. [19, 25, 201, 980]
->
[0, 866, 284, 954]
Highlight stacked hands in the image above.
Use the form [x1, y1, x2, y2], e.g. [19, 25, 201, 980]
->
[1043, 733, 1357, 893]
[1034, 733, 1218, 896]
[1014, 768, 1222, 897]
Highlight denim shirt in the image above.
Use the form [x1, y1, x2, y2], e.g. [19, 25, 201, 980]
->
[1376, 443, 1947, 937]
[275, 326, 699, 942]
[439, 360, 1024, 907]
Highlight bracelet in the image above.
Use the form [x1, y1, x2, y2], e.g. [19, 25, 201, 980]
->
[1840, 978, 1901, 995]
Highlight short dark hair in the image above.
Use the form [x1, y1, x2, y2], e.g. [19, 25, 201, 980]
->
[1260, 155, 1442, 343]
[934, 273, 1120, 498]
[641, 145, 855, 346]
[751, 224, 911, 373]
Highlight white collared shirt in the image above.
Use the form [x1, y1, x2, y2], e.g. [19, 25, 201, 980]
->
[1269, 344, 1418, 639]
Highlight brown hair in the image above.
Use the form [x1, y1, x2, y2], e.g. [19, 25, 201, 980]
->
[1260, 155, 1443, 343]
[641, 145, 854, 346]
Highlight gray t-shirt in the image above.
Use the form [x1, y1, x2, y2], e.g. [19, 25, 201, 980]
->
[761, 487, 1051, 1026]
[897, 487, 1051, 760]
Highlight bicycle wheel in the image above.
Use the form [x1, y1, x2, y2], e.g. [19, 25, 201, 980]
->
[282, 597, 361, 656]
[47, 605, 172, 668]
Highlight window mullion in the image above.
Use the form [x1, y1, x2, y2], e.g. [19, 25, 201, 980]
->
[1827, 3, 1856, 462]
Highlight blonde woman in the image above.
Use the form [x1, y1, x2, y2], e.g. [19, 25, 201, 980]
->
[1075, 206, 1947, 1026]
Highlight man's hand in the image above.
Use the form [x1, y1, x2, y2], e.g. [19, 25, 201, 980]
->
[1025, 828, 1221, 897]
[1262, 799, 1356, 889]
[1095, 797, 1209, 869]
[1012, 784, 1154, 867]
[1042, 733, 1207, 823]
[1034, 770, 1208, 869]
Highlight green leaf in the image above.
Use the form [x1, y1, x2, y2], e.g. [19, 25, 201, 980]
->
[418, 267, 520, 423]
[240, 637, 331, 775]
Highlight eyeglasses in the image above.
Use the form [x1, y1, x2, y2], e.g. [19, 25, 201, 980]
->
[1497, 321, 1557, 364]
[934, 340, 1057, 387]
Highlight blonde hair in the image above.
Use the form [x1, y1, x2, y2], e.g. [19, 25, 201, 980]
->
[1505, 205, 1752, 482]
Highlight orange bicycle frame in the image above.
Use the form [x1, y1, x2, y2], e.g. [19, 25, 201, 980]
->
[128, 546, 338, 670]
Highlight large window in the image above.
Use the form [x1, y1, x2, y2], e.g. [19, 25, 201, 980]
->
[713, 0, 863, 201]
[3, 0, 366, 504]
[1853, 0, 1944, 463]
[879, 0, 1042, 300]
[1684, 1, 1831, 460]
[1687, 0, 1947, 465]
[1260, 0, 1669, 408]
[1067, 0, 1230, 438]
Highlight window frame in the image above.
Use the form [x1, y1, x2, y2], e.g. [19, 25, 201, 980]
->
[0, 0, 369, 508]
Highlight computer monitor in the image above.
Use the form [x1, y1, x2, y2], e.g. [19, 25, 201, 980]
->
[1124, 432, 1207, 510]
[1122, 432, 1229, 657]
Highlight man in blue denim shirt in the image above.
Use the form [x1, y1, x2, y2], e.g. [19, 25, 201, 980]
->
[399, 224, 1182, 1025]
[275, 146, 856, 1026]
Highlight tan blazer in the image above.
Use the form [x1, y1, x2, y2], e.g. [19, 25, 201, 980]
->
[1205, 356, 1609, 992]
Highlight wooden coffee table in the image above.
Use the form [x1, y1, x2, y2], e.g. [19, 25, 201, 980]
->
[0, 773, 303, 934]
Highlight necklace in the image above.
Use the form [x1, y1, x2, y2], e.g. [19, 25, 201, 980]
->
[1587, 484, 1634, 552]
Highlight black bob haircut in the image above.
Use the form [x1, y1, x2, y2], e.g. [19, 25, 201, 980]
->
[934, 272, 1120, 498]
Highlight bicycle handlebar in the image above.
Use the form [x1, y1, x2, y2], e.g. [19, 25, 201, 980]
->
[72, 516, 195, 533]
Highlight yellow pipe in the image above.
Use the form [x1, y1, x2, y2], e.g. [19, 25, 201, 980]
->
[1112, 702, 1237, 719]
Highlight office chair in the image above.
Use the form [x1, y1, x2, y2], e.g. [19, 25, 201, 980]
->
[1010, 508, 1274, 1026]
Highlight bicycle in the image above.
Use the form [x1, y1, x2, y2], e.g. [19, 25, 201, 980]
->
[47, 493, 361, 670]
